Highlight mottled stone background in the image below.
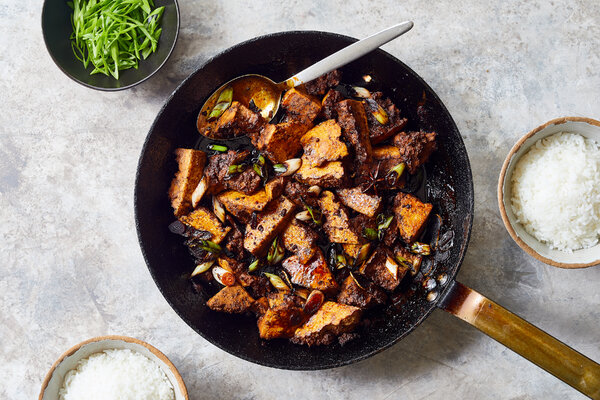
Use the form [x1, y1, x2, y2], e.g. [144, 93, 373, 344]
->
[1, 0, 599, 399]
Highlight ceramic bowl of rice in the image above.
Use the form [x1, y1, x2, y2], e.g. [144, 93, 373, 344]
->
[38, 335, 188, 400]
[498, 116, 600, 268]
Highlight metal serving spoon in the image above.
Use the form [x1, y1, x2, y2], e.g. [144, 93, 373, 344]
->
[196, 21, 414, 137]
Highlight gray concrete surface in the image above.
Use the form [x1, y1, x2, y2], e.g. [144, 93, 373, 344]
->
[1, 0, 599, 399]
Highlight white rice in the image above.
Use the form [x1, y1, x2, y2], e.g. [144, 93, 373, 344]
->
[510, 132, 600, 252]
[59, 348, 175, 400]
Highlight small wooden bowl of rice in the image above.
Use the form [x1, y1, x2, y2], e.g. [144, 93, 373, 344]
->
[498, 116, 600, 268]
[38, 335, 188, 400]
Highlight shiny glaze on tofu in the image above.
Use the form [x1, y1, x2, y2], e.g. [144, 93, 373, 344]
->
[281, 88, 322, 124]
[255, 121, 311, 164]
[393, 192, 433, 244]
[257, 293, 306, 339]
[282, 249, 339, 293]
[319, 191, 361, 244]
[281, 219, 319, 264]
[210, 101, 265, 139]
[336, 187, 382, 217]
[169, 148, 207, 217]
[179, 207, 231, 244]
[206, 285, 255, 314]
[243, 196, 296, 256]
[335, 99, 373, 163]
[217, 178, 285, 223]
[291, 301, 361, 346]
[300, 119, 349, 167]
[204, 150, 262, 195]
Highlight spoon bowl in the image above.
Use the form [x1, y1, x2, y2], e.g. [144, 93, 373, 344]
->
[196, 21, 413, 139]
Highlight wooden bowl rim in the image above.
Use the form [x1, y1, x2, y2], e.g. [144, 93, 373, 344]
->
[38, 335, 189, 400]
[497, 116, 600, 269]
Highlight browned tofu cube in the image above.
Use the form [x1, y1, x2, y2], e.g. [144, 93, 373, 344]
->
[295, 159, 346, 188]
[335, 99, 372, 163]
[393, 245, 423, 276]
[243, 196, 296, 256]
[337, 276, 387, 309]
[168, 148, 207, 217]
[281, 88, 322, 124]
[206, 285, 255, 314]
[204, 150, 261, 195]
[256, 122, 311, 164]
[364, 92, 408, 145]
[257, 294, 306, 339]
[300, 119, 349, 167]
[393, 192, 433, 243]
[304, 69, 342, 96]
[319, 191, 361, 244]
[217, 178, 285, 223]
[392, 131, 437, 174]
[281, 219, 319, 264]
[291, 301, 362, 346]
[337, 187, 382, 217]
[282, 249, 339, 294]
[211, 101, 265, 139]
[355, 146, 406, 191]
[359, 246, 402, 291]
[179, 207, 231, 244]
[321, 89, 344, 120]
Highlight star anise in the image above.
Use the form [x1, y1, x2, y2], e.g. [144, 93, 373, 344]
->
[361, 161, 387, 195]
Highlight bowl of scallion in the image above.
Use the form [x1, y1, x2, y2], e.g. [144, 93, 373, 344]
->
[42, 0, 179, 91]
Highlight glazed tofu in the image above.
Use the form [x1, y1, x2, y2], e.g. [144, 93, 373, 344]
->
[319, 191, 361, 244]
[321, 89, 344, 120]
[243, 196, 296, 256]
[257, 294, 306, 339]
[204, 150, 261, 195]
[393, 245, 422, 276]
[179, 207, 231, 244]
[363, 93, 408, 145]
[337, 276, 387, 309]
[392, 131, 437, 174]
[217, 178, 285, 223]
[281, 219, 319, 264]
[300, 119, 349, 167]
[393, 192, 433, 244]
[295, 158, 346, 188]
[212, 101, 265, 138]
[281, 88, 322, 124]
[342, 243, 364, 259]
[169, 148, 207, 217]
[335, 99, 373, 163]
[256, 121, 310, 164]
[337, 187, 382, 218]
[206, 285, 255, 314]
[359, 246, 402, 291]
[291, 301, 362, 346]
[304, 70, 342, 96]
[282, 249, 339, 294]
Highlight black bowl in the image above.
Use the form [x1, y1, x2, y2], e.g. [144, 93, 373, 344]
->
[41, 0, 179, 91]
[135, 31, 473, 370]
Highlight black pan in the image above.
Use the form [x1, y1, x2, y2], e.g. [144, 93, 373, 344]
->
[135, 31, 599, 396]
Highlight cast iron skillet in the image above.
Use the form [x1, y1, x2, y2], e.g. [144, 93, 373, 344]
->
[135, 31, 600, 396]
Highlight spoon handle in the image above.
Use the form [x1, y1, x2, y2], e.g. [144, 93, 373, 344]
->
[283, 21, 414, 87]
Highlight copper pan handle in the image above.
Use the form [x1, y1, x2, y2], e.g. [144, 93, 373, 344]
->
[438, 281, 600, 399]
